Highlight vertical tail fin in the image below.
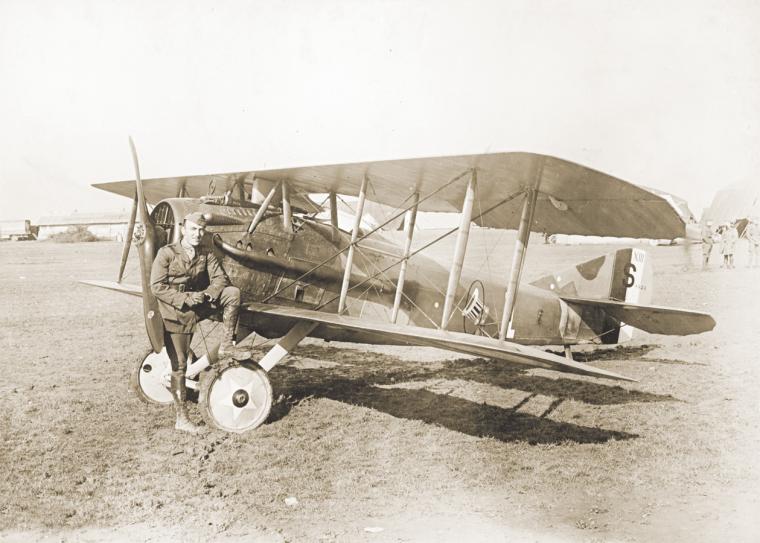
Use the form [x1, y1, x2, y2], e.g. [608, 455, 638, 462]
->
[612, 248, 652, 342]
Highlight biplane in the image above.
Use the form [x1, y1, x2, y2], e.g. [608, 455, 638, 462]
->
[82, 143, 715, 433]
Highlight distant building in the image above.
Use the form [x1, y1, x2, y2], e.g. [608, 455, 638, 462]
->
[0, 219, 37, 241]
[35, 211, 131, 241]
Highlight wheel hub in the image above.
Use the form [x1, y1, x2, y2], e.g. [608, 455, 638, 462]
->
[232, 389, 249, 408]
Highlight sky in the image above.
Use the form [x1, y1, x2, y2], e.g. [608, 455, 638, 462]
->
[0, 0, 758, 222]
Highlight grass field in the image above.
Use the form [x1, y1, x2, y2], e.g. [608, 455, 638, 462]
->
[0, 236, 758, 542]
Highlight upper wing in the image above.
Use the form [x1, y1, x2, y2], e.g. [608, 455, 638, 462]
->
[93, 152, 687, 239]
[246, 303, 635, 382]
[92, 175, 322, 214]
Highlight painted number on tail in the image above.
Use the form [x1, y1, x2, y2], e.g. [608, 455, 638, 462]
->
[623, 263, 637, 287]
[619, 249, 647, 343]
[624, 249, 646, 303]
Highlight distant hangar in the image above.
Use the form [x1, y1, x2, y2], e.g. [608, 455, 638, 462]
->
[35, 211, 131, 241]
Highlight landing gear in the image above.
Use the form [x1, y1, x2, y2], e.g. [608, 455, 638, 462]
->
[131, 347, 201, 405]
[198, 361, 273, 433]
[131, 348, 173, 405]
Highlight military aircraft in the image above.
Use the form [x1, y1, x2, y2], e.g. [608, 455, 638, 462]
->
[82, 141, 715, 433]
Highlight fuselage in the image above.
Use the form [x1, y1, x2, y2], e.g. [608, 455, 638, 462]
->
[151, 198, 613, 347]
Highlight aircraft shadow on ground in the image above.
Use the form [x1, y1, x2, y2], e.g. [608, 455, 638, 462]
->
[258, 344, 680, 444]
[276, 344, 678, 406]
[269, 376, 636, 444]
[546, 344, 707, 366]
[546, 344, 659, 362]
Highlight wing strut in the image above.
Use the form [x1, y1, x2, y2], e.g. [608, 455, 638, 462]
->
[498, 169, 542, 340]
[441, 170, 477, 329]
[247, 180, 281, 234]
[338, 174, 369, 313]
[329, 192, 339, 229]
[281, 181, 292, 230]
[233, 178, 245, 201]
[391, 192, 419, 323]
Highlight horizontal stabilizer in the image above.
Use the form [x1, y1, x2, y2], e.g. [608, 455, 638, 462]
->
[247, 303, 636, 382]
[80, 280, 143, 297]
[561, 297, 715, 336]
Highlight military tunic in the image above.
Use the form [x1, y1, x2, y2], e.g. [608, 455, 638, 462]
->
[150, 241, 230, 333]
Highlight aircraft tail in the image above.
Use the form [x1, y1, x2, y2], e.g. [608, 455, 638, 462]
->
[530, 248, 653, 343]
[556, 297, 715, 336]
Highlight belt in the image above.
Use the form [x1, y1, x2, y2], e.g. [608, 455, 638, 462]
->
[168, 283, 196, 293]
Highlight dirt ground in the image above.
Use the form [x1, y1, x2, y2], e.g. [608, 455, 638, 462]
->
[1, 236, 758, 542]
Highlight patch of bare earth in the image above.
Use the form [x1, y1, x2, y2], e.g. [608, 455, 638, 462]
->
[1, 238, 758, 542]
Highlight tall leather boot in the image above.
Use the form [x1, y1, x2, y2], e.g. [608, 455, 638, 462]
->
[218, 304, 252, 361]
[171, 373, 200, 434]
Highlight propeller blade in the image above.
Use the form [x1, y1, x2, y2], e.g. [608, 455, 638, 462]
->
[117, 190, 138, 283]
[128, 137, 165, 353]
[129, 137, 151, 225]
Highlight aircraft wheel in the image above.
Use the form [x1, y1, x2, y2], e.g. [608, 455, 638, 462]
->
[199, 361, 272, 433]
[130, 348, 173, 405]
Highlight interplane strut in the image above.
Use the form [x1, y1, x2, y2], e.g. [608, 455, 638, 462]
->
[338, 174, 369, 313]
[391, 192, 419, 323]
[498, 158, 544, 341]
[441, 170, 477, 330]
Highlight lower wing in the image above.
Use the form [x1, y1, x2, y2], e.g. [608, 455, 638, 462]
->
[246, 303, 636, 382]
[80, 280, 142, 297]
[79, 280, 635, 381]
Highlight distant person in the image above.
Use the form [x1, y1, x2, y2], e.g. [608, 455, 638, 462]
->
[720, 221, 739, 269]
[717, 224, 728, 268]
[745, 217, 760, 268]
[150, 212, 251, 433]
[701, 221, 716, 269]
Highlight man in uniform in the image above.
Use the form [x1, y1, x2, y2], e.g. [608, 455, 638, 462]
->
[150, 211, 251, 433]
[746, 217, 760, 268]
[701, 220, 715, 269]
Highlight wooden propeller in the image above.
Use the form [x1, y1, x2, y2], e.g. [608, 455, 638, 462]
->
[129, 137, 165, 353]
[116, 191, 137, 283]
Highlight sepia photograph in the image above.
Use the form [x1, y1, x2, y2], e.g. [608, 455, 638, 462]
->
[1, 1, 758, 541]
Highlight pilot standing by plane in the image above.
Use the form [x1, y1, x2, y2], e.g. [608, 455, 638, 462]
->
[150, 212, 251, 433]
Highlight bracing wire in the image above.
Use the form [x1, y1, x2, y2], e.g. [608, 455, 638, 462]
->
[314, 191, 524, 314]
[262, 168, 472, 303]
